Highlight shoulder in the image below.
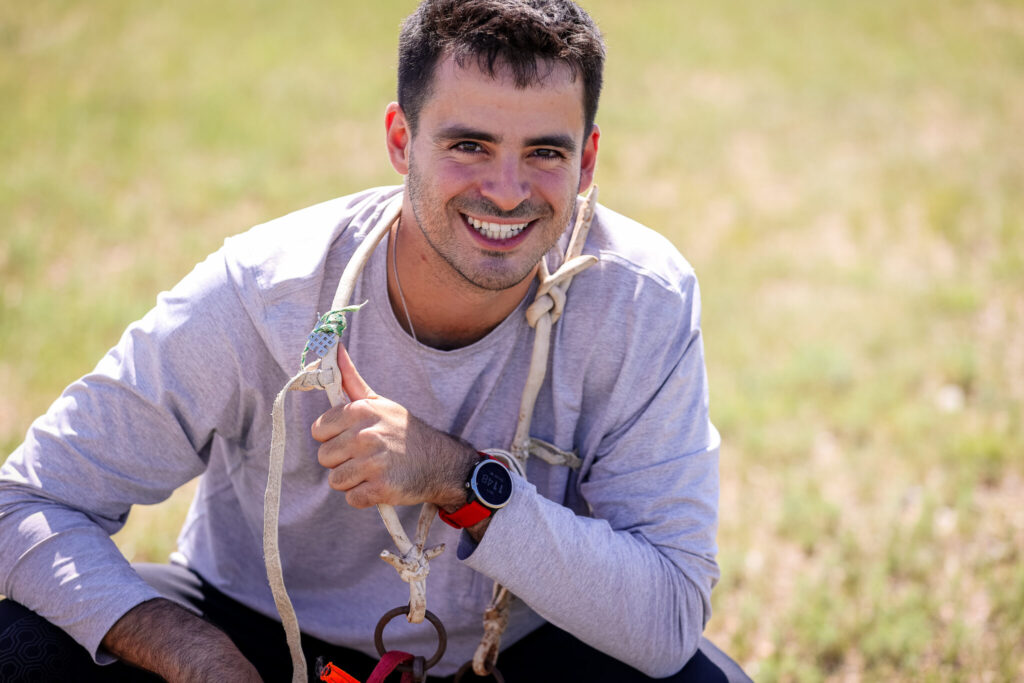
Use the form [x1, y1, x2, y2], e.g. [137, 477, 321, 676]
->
[553, 201, 705, 396]
[220, 186, 402, 301]
[551, 202, 706, 392]
[571, 203, 701, 322]
[184, 186, 400, 371]
[547, 202, 714, 467]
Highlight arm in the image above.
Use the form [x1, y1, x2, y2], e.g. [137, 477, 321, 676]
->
[102, 599, 261, 682]
[460, 445, 718, 678]
[460, 276, 720, 677]
[0, 248, 268, 663]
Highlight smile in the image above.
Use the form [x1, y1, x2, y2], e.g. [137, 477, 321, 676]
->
[462, 213, 530, 241]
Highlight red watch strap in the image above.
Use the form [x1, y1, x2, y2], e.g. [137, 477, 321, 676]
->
[438, 500, 491, 529]
[439, 453, 506, 529]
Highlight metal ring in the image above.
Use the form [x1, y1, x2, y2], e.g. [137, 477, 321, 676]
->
[454, 660, 505, 682]
[373, 606, 447, 671]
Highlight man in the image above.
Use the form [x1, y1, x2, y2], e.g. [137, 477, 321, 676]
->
[0, 1, 748, 680]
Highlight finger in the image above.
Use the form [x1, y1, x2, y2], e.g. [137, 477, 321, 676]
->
[345, 481, 387, 509]
[326, 458, 367, 492]
[337, 343, 376, 401]
[327, 458, 389, 507]
[317, 435, 354, 468]
[311, 403, 350, 443]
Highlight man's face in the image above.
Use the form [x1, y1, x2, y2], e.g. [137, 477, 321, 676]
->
[388, 55, 598, 293]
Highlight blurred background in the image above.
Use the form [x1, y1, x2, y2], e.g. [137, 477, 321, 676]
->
[2, 1, 1021, 680]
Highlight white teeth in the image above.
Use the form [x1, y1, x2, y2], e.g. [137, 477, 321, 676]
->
[466, 215, 529, 240]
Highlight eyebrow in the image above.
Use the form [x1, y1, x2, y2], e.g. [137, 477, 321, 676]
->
[435, 126, 578, 154]
[525, 133, 578, 154]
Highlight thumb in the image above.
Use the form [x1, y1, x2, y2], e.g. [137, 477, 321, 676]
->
[336, 343, 376, 401]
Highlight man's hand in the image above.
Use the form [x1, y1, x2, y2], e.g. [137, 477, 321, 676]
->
[102, 598, 261, 682]
[312, 344, 478, 510]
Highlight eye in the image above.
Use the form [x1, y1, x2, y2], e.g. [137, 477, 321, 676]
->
[452, 141, 484, 153]
[531, 148, 566, 160]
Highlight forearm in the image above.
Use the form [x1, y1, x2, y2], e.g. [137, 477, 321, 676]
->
[0, 486, 167, 661]
[460, 476, 717, 678]
[102, 598, 261, 682]
[0, 505, 252, 680]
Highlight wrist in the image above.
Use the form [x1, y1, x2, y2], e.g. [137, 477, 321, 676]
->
[434, 442, 483, 510]
[438, 452, 513, 529]
[465, 515, 492, 543]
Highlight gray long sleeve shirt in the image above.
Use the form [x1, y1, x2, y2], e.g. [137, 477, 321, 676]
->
[0, 186, 719, 677]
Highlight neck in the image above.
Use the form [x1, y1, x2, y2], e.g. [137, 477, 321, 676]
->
[386, 216, 537, 351]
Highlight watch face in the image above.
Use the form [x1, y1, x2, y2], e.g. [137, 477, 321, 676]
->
[472, 460, 513, 508]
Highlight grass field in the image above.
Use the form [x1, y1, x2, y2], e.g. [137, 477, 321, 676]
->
[2, 1, 1022, 680]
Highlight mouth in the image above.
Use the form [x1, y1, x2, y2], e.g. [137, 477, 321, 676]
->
[461, 212, 532, 242]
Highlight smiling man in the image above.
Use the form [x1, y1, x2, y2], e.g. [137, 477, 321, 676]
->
[395, 56, 595, 292]
[0, 1, 749, 681]
[381, 57, 596, 349]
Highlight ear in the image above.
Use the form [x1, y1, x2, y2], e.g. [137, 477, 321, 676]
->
[385, 102, 411, 175]
[578, 123, 600, 193]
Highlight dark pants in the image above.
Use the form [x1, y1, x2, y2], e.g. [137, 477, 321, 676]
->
[0, 564, 751, 682]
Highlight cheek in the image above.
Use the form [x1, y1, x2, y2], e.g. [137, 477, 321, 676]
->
[532, 166, 580, 204]
[435, 159, 480, 187]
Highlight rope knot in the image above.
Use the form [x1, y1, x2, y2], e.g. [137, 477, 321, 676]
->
[380, 544, 445, 583]
[525, 254, 598, 328]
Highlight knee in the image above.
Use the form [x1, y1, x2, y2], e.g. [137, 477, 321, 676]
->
[0, 599, 95, 681]
[675, 637, 752, 683]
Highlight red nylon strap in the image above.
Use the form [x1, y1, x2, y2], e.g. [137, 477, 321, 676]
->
[317, 658, 361, 683]
[366, 650, 415, 683]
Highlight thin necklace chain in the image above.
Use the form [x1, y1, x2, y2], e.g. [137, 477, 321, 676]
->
[390, 220, 437, 393]
[391, 219, 420, 346]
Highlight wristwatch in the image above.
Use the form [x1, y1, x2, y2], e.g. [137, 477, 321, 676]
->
[438, 453, 513, 529]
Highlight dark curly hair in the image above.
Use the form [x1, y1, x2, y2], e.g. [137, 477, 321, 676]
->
[397, 0, 605, 137]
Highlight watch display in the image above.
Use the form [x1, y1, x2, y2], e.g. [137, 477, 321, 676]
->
[472, 460, 513, 509]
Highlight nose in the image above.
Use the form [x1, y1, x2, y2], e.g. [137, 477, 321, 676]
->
[479, 155, 530, 212]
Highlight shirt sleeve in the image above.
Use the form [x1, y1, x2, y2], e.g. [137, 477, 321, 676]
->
[0, 247, 269, 663]
[459, 271, 719, 678]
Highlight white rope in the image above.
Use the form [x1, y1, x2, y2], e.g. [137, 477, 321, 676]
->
[314, 197, 447, 625]
[263, 196, 403, 683]
[265, 368, 318, 682]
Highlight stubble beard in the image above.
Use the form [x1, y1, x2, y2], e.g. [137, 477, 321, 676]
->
[405, 152, 576, 293]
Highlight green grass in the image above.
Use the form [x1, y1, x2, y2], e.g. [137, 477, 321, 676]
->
[3, 1, 1023, 680]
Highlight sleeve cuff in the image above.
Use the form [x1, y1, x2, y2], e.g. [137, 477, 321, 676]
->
[4, 521, 165, 665]
[455, 474, 536, 565]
